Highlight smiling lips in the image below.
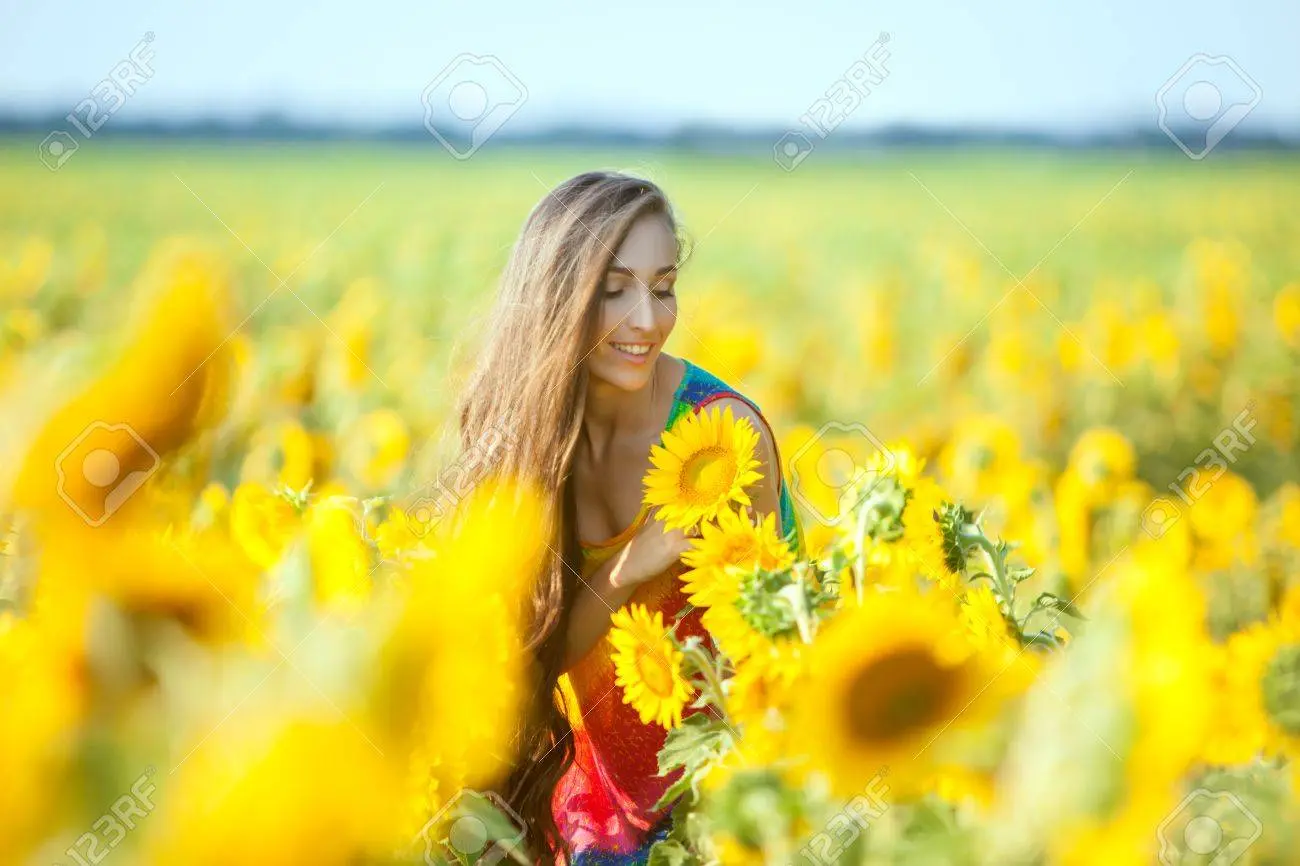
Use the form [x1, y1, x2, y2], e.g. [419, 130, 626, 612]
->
[610, 341, 655, 363]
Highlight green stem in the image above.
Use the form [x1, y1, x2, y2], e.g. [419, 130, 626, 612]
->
[958, 525, 1024, 643]
[682, 642, 730, 722]
[853, 499, 872, 606]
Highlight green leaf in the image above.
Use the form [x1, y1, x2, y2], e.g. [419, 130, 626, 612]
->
[647, 839, 699, 866]
[1033, 592, 1087, 620]
[654, 771, 698, 812]
[657, 714, 732, 777]
[1022, 631, 1064, 649]
[1009, 565, 1036, 583]
[653, 714, 734, 810]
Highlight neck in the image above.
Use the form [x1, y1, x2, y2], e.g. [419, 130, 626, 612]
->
[581, 357, 663, 455]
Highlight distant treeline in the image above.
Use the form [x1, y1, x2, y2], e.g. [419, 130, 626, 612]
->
[3, 114, 1297, 151]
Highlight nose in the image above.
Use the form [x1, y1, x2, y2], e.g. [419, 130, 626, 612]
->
[626, 285, 657, 333]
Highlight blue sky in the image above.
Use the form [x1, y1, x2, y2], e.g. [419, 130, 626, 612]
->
[3, 0, 1296, 132]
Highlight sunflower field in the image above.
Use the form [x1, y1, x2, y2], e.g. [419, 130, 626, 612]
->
[2, 142, 1300, 865]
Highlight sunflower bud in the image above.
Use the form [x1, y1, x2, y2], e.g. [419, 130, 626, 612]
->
[936, 502, 976, 575]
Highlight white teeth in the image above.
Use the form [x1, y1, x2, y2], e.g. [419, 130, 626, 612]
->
[612, 342, 651, 356]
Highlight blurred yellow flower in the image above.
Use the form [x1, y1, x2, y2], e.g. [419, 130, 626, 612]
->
[1275, 283, 1300, 350]
[0, 613, 82, 864]
[144, 718, 400, 866]
[241, 418, 316, 490]
[1189, 470, 1258, 571]
[12, 239, 234, 529]
[341, 408, 411, 490]
[725, 643, 803, 728]
[372, 476, 548, 811]
[787, 588, 1009, 798]
[229, 482, 300, 570]
[1066, 427, 1136, 502]
[939, 415, 1022, 502]
[307, 496, 372, 611]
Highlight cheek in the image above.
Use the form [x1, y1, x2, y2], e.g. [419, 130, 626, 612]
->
[596, 294, 634, 342]
[656, 300, 678, 335]
[598, 295, 624, 334]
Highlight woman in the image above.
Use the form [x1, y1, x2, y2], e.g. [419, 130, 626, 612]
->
[455, 170, 802, 864]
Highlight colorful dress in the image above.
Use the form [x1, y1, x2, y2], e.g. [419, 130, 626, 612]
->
[550, 358, 803, 865]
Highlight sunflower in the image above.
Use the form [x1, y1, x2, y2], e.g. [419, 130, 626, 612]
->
[375, 476, 549, 828]
[341, 408, 411, 490]
[1209, 614, 1300, 764]
[787, 589, 1005, 798]
[680, 508, 794, 609]
[901, 476, 962, 589]
[1065, 426, 1136, 502]
[959, 584, 1041, 693]
[700, 579, 813, 675]
[306, 496, 372, 611]
[607, 604, 695, 730]
[240, 418, 316, 490]
[959, 584, 1011, 651]
[143, 718, 400, 866]
[644, 406, 763, 531]
[229, 482, 301, 570]
[726, 641, 806, 728]
[703, 603, 770, 666]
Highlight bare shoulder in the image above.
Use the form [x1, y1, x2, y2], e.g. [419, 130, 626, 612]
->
[706, 396, 770, 436]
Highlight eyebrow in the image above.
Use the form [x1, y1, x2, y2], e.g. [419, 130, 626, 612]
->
[606, 264, 678, 277]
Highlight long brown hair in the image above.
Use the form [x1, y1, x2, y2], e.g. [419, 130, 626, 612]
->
[455, 170, 692, 862]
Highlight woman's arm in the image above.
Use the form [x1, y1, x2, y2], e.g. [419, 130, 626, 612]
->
[562, 552, 639, 672]
[562, 517, 692, 671]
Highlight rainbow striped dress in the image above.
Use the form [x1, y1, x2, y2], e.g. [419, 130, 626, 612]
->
[550, 357, 803, 865]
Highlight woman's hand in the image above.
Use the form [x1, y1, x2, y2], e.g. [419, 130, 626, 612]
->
[608, 511, 698, 589]
[562, 511, 698, 670]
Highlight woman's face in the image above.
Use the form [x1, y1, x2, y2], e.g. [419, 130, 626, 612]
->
[585, 212, 679, 391]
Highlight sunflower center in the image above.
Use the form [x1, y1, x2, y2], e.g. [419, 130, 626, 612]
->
[1262, 643, 1300, 735]
[636, 648, 676, 698]
[844, 647, 962, 745]
[722, 536, 757, 566]
[679, 447, 736, 503]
